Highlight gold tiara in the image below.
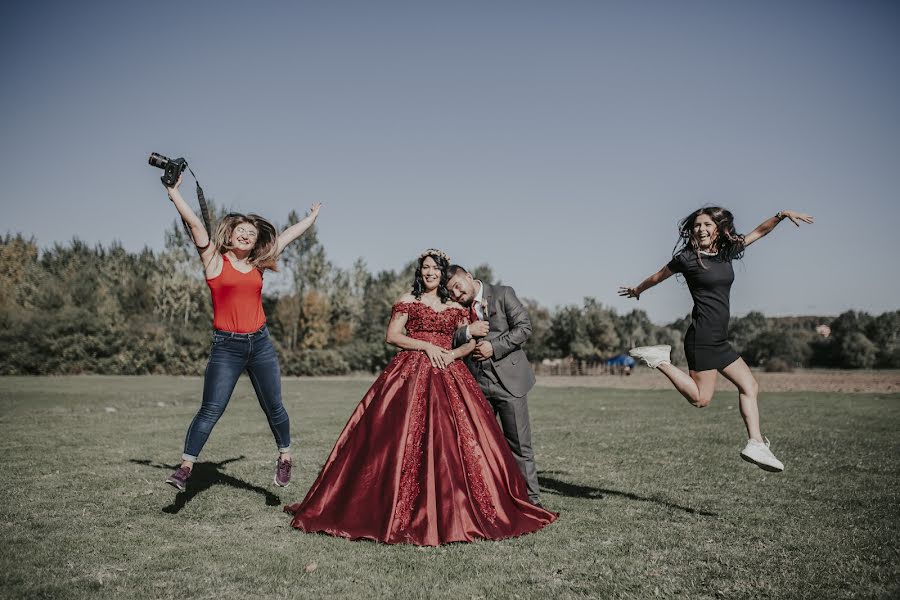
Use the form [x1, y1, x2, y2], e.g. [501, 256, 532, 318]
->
[419, 248, 450, 262]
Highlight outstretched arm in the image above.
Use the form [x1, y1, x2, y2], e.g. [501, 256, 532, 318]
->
[275, 203, 322, 256]
[165, 175, 218, 269]
[165, 175, 209, 248]
[618, 265, 674, 300]
[743, 210, 814, 247]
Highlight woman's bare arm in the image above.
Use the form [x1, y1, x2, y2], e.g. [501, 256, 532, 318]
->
[618, 265, 675, 300]
[743, 210, 815, 247]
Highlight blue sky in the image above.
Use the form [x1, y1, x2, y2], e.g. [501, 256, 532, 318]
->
[2, 1, 898, 323]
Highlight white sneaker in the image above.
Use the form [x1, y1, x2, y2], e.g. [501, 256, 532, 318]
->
[628, 345, 671, 369]
[740, 438, 784, 472]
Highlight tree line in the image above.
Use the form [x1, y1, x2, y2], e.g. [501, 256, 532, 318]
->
[1, 213, 897, 375]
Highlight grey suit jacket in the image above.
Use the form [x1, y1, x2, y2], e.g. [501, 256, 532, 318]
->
[453, 282, 536, 398]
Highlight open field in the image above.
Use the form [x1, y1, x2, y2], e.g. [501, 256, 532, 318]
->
[533, 369, 900, 394]
[321, 369, 900, 394]
[1, 376, 898, 599]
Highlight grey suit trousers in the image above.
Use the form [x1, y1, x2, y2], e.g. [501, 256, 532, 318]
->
[475, 365, 540, 503]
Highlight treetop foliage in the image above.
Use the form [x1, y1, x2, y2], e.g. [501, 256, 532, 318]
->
[1, 227, 896, 376]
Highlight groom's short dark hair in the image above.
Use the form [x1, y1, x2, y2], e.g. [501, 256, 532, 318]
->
[447, 264, 468, 279]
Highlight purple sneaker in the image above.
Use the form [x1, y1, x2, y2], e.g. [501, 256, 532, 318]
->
[274, 457, 292, 487]
[165, 466, 191, 491]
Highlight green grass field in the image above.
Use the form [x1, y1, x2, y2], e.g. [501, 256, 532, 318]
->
[1, 376, 898, 599]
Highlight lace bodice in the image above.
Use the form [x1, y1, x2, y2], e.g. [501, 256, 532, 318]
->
[391, 301, 468, 349]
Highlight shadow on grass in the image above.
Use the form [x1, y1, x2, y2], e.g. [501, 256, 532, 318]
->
[539, 472, 717, 517]
[130, 457, 281, 514]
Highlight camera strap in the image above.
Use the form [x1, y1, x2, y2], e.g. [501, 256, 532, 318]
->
[179, 165, 213, 250]
[188, 166, 212, 234]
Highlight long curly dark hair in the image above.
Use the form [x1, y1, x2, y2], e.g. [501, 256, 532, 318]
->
[674, 206, 745, 267]
[411, 251, 451, 302]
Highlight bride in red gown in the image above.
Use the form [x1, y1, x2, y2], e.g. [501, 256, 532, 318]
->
[284, 249, 556, 545]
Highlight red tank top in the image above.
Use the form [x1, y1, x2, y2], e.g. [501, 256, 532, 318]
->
[207, 254, 266, 333]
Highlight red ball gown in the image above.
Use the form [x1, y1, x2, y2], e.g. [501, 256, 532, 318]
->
[284, 301, 557, 545]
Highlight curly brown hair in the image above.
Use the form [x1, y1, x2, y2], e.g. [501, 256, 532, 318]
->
[674, 206, 745, 267]
[411, 251, 450, 302]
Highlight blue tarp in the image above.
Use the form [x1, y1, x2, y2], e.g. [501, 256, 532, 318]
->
[605, 354, 636, 367]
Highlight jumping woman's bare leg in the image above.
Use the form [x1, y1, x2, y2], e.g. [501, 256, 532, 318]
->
[721, 358, 783, 470]
[719, 358, 763, 442]
[657, 363, 718, 407]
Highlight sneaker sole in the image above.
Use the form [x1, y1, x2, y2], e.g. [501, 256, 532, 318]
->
[628, 345, 671, 355]
[740, 452, 784, 472]
[165, 478, 186, 491]
[628, 347, 671, 368]
[627, 351, 655, 365]
[274, 475, 290, 488]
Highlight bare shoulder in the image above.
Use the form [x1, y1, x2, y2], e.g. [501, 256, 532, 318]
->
[444, 300, 466, 310]
[395, 293, 417, 305]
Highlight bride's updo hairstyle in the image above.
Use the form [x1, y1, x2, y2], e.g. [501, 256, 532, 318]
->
[412, 248, 451, 302]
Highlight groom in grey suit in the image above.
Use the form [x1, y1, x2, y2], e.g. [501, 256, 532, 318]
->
[447, 265, 542, 506]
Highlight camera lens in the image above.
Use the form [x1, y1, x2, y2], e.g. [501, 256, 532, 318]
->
[148, 152, 170, 169]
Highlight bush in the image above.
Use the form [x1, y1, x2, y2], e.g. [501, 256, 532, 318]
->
[279, 348, 351, 376]
[338, 339, 396, 373]
[743, 329, 812, 369]
[836, 332, 878, 369]
[874, 344, 900, 369]
[763, 357, 793, 372]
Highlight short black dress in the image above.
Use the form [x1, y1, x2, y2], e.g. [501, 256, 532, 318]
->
[667, 248, 742, 371]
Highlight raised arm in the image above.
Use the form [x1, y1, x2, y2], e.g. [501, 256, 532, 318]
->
[275, 203, 322, 256]
[164, 175, 218, 269]
[742, 210, 814, 247]
[618, 265, 675, 301]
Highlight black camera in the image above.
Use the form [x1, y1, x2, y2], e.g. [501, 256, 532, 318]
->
[148, 152, 188, 187]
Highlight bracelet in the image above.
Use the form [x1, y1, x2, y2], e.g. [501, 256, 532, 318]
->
[775, 211, 785, 220]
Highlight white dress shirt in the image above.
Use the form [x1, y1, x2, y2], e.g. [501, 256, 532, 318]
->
[465, 281, 485, 340]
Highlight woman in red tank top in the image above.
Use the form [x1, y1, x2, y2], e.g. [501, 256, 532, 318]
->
[161, 173, 322, 493]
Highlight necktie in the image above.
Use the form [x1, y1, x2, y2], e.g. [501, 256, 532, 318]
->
[469, 303, 478, 323]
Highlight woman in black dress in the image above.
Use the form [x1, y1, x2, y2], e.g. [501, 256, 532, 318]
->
[618, 207, 814, 471]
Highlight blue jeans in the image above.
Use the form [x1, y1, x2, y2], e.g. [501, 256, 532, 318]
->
[182, 325, 291, 461]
